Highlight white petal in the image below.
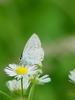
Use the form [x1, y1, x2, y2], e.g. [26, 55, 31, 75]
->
[28, 65, 39, 75]
[40, 75, 49, 79]
[4, 68, 16, 76]
[9, 64, 17, 70]
[23, 77, 30, 89]
[15, 75, 22, 80]
[37, 75, 51, 85]
[4, 64, 17, 77]
[40, 78, 51, 83]
[69, 69, 75, 82]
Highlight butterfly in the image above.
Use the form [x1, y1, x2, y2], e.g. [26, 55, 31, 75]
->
[20, 33, 44, 66]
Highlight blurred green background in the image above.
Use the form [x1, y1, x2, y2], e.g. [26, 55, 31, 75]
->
[0, 0, 75, 100]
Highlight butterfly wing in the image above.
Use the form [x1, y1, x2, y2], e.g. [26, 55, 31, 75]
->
[20, 33, 44, 65]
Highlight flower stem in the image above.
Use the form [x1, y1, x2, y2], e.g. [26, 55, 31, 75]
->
[21, 77, 24, 100]
[28, 84, 35, 100]
[0, 90, 13, 100]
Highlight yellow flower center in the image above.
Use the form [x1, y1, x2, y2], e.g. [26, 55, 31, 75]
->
[16, 66, 28, 75]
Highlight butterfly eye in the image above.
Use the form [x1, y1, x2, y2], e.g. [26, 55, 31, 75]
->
[20, 53, 22, 60]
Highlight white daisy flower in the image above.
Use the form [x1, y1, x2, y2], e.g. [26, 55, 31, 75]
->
[7, 78, 30, 91]
[69, 69, 75, 82]
[4, 34, 44, 79]
[4, 64, 38, 79]
[36, 75, 51, 85]
[7, 80, 21, 91]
